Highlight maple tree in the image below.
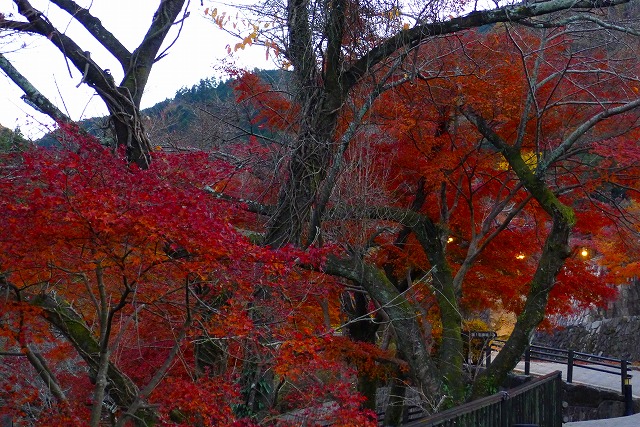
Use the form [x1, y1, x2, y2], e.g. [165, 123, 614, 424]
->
[205, 0, 635, 248]
[365, 23, 640, 401]
[192, 2, 640, 412]
[0, 127, 381, 426]
[217, 13, 640, 417]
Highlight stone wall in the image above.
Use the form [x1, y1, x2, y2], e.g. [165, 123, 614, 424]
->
[535, 278, 640, 361]
[536, 316, 640, 361]
[562, 382, 640, 422]
[600, 277, 640, 318]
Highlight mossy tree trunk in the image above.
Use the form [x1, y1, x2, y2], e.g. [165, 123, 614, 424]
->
[463, 107, 575, 398]
[325, 255, 443, 399]
[470, 214, 572, 397]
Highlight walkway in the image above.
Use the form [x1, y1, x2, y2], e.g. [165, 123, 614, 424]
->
[513, 359, 639, 397]
[563, 413, 640, 426]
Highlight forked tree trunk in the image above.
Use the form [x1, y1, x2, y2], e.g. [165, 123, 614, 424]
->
[470, 214, 572, 398]
[6, 0, 187, 168]
[325, 256, 443, 399]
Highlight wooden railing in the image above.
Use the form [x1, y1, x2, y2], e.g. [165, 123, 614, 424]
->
[401, 371, 562, 427]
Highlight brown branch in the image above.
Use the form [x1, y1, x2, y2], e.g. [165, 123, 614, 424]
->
[12, 0, 118, 95]
[342, 0, 633, 91]
[0, 19, 33, 31]
[123, 0, 187, 105]
[23, 346, 68, 404]
[203, 186, 274, 216]
[48, 0, 132, 68]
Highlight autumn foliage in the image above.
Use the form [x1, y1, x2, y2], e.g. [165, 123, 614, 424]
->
[3, 16, 640, 426]
[351, 26, 640, 317]
[0, 126, 376, 426]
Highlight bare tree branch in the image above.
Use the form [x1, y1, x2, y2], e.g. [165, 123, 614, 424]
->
[0, 52, 71, 123]
[48, 0, 132, 69]
[342, 0, 633, 91]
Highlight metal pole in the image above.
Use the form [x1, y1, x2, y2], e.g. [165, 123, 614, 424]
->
[624, 378, 633, 416]
[525, 346, 531, 375]
[567, 350, 574, 383]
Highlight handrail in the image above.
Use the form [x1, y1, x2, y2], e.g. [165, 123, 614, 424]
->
[491, 339, 634, 416]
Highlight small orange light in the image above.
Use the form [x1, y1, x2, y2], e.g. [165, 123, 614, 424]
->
[516, 254, 525, 260]
[581, 248, 589, 257]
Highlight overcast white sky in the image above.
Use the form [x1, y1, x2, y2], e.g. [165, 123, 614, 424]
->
[0, 0, 272, 138]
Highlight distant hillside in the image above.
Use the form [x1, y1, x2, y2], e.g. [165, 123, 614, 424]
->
[35, 68, 290, 148]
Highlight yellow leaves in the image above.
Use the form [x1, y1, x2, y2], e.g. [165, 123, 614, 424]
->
[205, 4, 279, 58]
[206, 8, 264, 54]
[386, 7, 401, 19]
[245, 32, 257, 45]
[264, 40, 280, 59]
[234, 31, 257, 52]
[522, 150, 540, 169]
[496, 150, 540, 171]
[403, 22, 410, 31]
[204, 7, 228, 29]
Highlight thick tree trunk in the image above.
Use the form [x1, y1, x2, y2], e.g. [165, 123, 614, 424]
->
[104, 91, 153, 168]
[265, 132, 332, 246]
[411, 220, 465, 404]
[344, 292, 381, 410]
[433, 276, 464, 404]
[470, 213, 572, 398]
[325, 255, 442, 400]
[264, 0, 347, 247]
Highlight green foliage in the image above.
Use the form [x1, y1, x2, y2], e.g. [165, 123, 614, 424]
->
[174, 77, 230, 103]
[0, 125, 28, 151]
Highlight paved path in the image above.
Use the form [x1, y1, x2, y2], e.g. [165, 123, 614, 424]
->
[513, 359, 639, 397]
[563, 413, 640, 426]
[512, 359, 638, 426]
